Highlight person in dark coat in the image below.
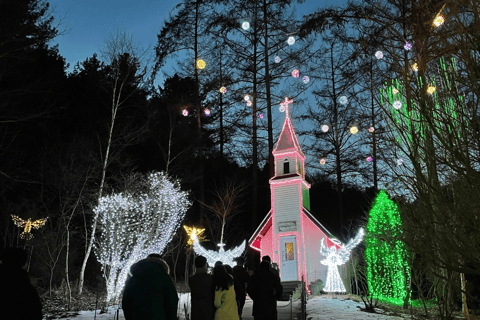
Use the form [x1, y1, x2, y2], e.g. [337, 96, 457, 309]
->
[189, 255, 215, 320]
[232, 257, 250, 319]
[262, 255, 280, 281]
[0, 247, 42, 320]
[247, 261, 283, 320]
[122, 254, 178, 320]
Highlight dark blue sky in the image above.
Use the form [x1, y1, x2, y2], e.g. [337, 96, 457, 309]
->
[49, 0, 345, 75]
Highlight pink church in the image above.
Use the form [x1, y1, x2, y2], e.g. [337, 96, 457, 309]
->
[248, 99, 340, 290]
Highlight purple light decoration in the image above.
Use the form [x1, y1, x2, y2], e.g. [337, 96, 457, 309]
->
[182, 109, 188, 116]
[404, 42, 412, 51]
[367, 156, 373, 162]
[259, 113, 264, 119]
[204, 109, 211, 116]
[397, 159, 404, 166]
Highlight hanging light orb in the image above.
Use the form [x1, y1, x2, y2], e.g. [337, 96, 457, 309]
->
[204, 108, 210, 116]
[393, 100, 403, 110]
[321, 125, 329, 133]
[196, 59, 206, 69]
[259, 113, 264, 119]
[247, 100, 252, 106]
[350, 126, 359, 134]
[292, 69, 299, 78]
[244, 95, 250, 101]
[375, 51, 383, 59]
[427, 85, 436, 95]
[279, 105, 285, 112]
[220, 86, 227, 94]
[411, 63, 418, 72]
[302, 76, 310, 84]
[275, 56, 281, 63]
[319, 158, 326, 165]
[433, 14, 445, 27]
[368, 127, 375, 133]
[404, 42, 412, 51]
[182, 109, 189, 116]
[392, 88, 399, 95]
[397, 158, 404, 165]
[242, 21, 250, 30]
[339, 96, 348, 105]
[367, 156, 373, 162]
[287, 36, 295, 45]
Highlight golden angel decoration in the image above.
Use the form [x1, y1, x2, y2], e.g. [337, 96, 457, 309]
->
[11, 215, 48, 240]
[183, 225, 206, 246]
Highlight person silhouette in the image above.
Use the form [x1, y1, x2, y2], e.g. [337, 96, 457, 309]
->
[232, 257, 250, 319]
[0, 247, 42, 320]
[189, 255, 215, 320]
[213, 264, 238, 320]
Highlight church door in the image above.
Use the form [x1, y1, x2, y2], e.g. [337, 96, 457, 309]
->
[280, 236, 298, 281]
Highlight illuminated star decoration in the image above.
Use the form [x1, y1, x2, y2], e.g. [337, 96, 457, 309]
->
[192, 234, 246, 267]
[183, 225, 206, 247]
[11, 215, 48, 240]
[320, 228, 365, 293]
[279, 97, 293, 114]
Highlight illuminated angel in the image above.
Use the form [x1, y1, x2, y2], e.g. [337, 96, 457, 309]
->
[11, 215, 48, 240]
[192, 234, 246, 267]
[320, 228, 364, 293]
[183, 225, 206, 246]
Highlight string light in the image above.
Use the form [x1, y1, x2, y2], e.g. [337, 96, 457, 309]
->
[404, 42, 412, 51]
[196, 59, 206, 69]
[94, 172, 190, 303]
[259, 113, 264, 119]
[204, 109, 211, 116]
[320, 228, 364, 293]
[365, 191, 410, 305]
[287, 36, 295, 45]
[11, 215, 48, 240]
[433, 14, 445, 27]
[392, 88, 399, 95]
[427, 86, 436, 95]
[367, 156, 373, 162]
[193, 234, 246, 267]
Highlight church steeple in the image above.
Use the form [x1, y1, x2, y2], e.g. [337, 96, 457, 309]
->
[272, 97, 305, 178]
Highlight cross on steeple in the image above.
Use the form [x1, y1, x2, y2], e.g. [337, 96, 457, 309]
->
[280, 97, 293, 118]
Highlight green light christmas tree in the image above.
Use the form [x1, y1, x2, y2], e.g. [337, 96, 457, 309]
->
[365, 190, 410, 305]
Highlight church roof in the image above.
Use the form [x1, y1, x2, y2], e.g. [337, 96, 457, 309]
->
[273, 105, 304, 157]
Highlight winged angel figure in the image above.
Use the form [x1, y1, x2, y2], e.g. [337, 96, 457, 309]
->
[320, 228, 364, 292]
[11, 215, 48, 240]
[192, 234, 246, 267]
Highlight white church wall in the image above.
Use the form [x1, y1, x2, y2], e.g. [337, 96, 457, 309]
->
[302, 212, 329, 286]
[276, 154, 296, 176]
[273, 183, 301, 233]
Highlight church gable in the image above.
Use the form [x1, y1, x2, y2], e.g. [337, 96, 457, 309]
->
[273, 116, 304, 157]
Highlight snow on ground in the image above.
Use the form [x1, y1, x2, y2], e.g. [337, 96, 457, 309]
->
[51, 293, 409, 320]
[307, 296, 407, 320]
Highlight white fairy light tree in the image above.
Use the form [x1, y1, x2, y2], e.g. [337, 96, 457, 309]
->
[320, 228, 364, 293]
[94, 172, 190, 302]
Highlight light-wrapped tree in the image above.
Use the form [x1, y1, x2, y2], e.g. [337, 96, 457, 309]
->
[94, 172, 190, 303]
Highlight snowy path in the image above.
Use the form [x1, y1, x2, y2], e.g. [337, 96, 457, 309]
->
[49, 294, 407, 320]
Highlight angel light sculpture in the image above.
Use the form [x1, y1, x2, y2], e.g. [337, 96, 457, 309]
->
[320, 228, 364, 293]
[192, 234, 246, 267]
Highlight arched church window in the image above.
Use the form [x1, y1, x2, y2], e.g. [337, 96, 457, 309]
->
[283, 159, 290, 174]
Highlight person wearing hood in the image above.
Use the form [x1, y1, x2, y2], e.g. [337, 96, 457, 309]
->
[122, 254, 178, 320]
[246, 261, 283, 320]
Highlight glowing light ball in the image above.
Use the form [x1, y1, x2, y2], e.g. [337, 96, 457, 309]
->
[204, 108, 210, 116]
[242, 21, 250, 30]
[287, 36, 295, 45]
[244, 95, 250, 101]
[339, 96, 348, 105]
[393, 100, 402, 110]
[292, 69, 299, 78]
[247, 101, 252, 106]
[427, 86, 436, 95]
[275, 56, 281, 63]
[375, 51, 383, 59]
[397, 158, 404, 165]
[279, 105, 285, 113]
[259, 113, 263, 119]
[196, 59, 206, 69]
[319, 158, 326, 165]
[182, 109, 189, 116]
[412, 63, 418, 72]
[367, 156, 373, 162]
[392, 88, 399, 95]
[321, 125, 329, 133]
[220, 86, 227, 94]
[433, 15, 445, 27]
[350, 126, 358, 134]
[368, 127, 375, 133]
[302, 76, 310, 84]
[404, 42, 412, 51]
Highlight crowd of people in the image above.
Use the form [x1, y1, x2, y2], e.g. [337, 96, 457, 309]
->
[0, 247, 284, 320]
